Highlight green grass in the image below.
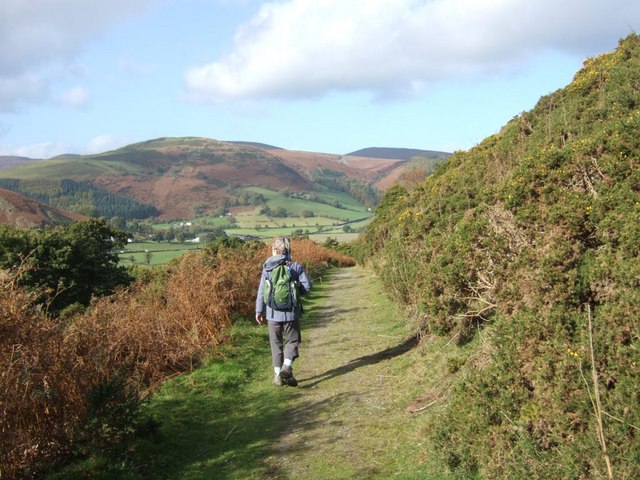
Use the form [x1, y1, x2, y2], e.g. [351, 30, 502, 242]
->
[152, 216, 233, 230]
[0, 156, 144, 180]
[46, 277, 333, 480]
[241, 186, 370, 222]
[123, 324, 290, 479]
[119, 241, 202, 266]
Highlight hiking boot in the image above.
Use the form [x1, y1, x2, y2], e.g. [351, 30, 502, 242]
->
[273, 375, 284, 386]
[285, 375, 298, 387]
[280, 365, 298, 387]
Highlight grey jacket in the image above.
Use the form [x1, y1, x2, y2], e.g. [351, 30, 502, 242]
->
[256, 254, 312, 322]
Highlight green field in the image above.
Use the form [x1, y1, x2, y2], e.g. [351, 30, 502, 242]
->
[241, 186, 370, 222]
[125, 186, 372, 264]
[119, 241, 202, 266]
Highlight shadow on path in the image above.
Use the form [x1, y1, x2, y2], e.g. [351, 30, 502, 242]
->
[299, 335, 419, 389]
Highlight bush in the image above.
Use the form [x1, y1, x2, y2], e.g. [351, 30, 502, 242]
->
[357, 34, 640, 478]
[1, 236, 355, 478]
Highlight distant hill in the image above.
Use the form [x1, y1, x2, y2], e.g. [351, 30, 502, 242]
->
[345, 147, 451, 161]
[0, 156, 40, 170]
[226, 141, 283, 150]
[0, 188, 85, 228]
[0, 137, 312, 220]
[0, 136, 448, 221]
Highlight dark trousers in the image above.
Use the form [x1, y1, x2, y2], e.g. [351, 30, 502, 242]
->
[268, 320, 302, 368]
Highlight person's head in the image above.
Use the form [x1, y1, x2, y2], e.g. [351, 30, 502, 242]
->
[272, 237, 291, 258]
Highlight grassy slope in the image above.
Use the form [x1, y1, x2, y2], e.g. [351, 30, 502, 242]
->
[241, 186, 369, 221]
[47, 267, 457, 479]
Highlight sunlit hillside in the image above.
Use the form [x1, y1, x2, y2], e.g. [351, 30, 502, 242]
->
[358, 34, 640, 479]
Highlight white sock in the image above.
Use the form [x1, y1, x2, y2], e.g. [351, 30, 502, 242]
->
[283, 358, 293, 367]
[274, 367, 281, 376]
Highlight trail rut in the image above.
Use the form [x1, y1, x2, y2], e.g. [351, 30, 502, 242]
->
[263, 266, 422, 479]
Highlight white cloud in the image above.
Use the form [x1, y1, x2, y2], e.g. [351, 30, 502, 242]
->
[0, 141, 73, 159]
[183, 0, 640, 102]
[87, 134, 136, 154]
[0, 134, 136, 158]
[56, 86, 91, 108]
[0, 0, 162, 110]
[0, 74, 48, 111]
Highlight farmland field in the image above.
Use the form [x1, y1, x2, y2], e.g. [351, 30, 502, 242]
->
[241, 186, 371, 222]
[126, 186, 372, 264]
[119, 241, 202, 266]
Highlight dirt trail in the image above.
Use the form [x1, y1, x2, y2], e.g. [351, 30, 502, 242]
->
[263, 266, 422, 479]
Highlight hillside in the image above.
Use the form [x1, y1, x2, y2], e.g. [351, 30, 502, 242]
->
[0, 138, 312, 220]
[0, 156, 39, 170]
[0, 188, 85, 228]
[346, 146, 451, 161]
[0, 137, 449, 222]
[357, 34, 640, 478]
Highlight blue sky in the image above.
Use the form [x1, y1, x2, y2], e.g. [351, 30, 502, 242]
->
[1, 0, 639, 158]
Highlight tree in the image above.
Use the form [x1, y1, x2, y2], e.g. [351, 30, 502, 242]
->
[110, 216, 126, 230]
[0, 219, 132, 315]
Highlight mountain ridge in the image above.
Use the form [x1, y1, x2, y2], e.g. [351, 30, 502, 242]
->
[0, 137, 450, 221]
[345, 146, 451, 160]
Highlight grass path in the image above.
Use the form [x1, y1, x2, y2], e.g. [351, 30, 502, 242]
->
[262, 267, 425, 479]
[53, 266, 445, 479]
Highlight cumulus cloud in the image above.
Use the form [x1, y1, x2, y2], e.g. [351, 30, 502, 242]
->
[87, 134, 136, 154]
[0, 141, 73, 159]
[0, 74, 48, 112]
[56, 86, 91, 108]
[184, 0, 640, 102]
[0, 0, 161, 111]
[0, 134, 136, 157]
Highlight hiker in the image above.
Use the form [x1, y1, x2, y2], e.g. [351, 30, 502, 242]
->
[256, 237, 312, 387]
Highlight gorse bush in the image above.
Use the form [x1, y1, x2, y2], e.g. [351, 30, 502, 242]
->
[358, 34, 640, 478]
[1, 236, 352, 479]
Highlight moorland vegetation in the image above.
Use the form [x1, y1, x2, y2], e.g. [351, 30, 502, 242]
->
[0, 225, 353, 479]
[356, 34, 640, 479]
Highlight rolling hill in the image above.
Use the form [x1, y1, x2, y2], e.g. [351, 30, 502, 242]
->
[0, 188, 85, 228]
[0, 137, 450, 221]
[345, 146, 451, 161]
[0, 155, 39, 170]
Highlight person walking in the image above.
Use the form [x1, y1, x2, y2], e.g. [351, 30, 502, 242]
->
[256, 237, 312, 387]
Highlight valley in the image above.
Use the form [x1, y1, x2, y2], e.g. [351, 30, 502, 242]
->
[0, 138, 448, 257]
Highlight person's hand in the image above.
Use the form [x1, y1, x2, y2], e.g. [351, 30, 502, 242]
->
[255, 313, 266, 325]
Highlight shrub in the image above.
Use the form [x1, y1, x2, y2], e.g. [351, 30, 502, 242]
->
[1, 236, 354, 478]
[358, 34, 640, 478]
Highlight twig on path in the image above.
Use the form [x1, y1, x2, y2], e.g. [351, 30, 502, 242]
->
[439, 330, 460, 350]
[408, 399, 440, 414]
[224, 425, 237, 442]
